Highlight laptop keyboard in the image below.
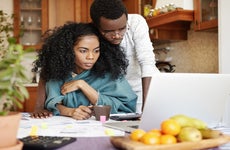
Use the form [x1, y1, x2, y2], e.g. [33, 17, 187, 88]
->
[110, 113, 141, 121]
[128, 125, 139, 129]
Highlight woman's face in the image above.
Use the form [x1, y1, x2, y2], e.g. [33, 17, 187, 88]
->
[74, 35, 100, 74]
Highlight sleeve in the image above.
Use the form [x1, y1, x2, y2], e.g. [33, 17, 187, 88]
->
[45, 80, 65, 115]
[130, 14, 160, 76]
[96, 77, 137, 114]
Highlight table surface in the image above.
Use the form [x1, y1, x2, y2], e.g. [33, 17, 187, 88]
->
[57, 137, 118, 150]
[18, 113, 230, 150]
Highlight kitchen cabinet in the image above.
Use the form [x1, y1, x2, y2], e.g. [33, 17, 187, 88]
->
[123, 0, 157, 15]
[110, 0, 194, 43]
[146, 9, 194, 44]
[48, 0, 93, 29]
[24, 86, 37, 112]
[48, 0, 143, 29]
[122, 0, 139, 14]
[16, 86, 37, 112]
[194, 0, 218, 31]
[13, 0, 48, 50]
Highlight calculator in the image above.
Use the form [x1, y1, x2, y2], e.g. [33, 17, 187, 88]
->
[19, 136, 77, 150]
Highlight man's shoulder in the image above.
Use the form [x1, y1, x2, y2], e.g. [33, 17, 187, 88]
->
[128, 14, 145, 21]
[127, 14, 148, 32]
[127, 14, 147, 26]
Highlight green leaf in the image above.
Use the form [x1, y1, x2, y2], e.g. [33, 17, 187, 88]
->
[7, 37, 16, 44]
[11, 96, 23, 109]
[0, 69, 14, 80]
[0, 81, 11, 89]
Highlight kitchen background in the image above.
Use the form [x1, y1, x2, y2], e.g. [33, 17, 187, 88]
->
[0, 0, 225, 83]
[1, 0, 229, 113]
[154, 26, 218, 73]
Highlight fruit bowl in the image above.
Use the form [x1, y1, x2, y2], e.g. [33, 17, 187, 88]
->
[110, 134, 230, 150]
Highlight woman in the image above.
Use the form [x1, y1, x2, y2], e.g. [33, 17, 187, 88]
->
[33, 22, 137, 120]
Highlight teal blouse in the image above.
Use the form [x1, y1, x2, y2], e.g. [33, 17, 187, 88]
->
[45, 70, 137, 115]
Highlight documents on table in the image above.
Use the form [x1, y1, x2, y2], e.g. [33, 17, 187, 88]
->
[17, 113, 125, 138]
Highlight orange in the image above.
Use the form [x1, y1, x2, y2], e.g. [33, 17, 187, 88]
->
[148, 129, 162, 137]
[129, 129, 146, 141]
[161, 119, 181, 136]
[160, 134, 177, 144]
[139, 132, 160, 145]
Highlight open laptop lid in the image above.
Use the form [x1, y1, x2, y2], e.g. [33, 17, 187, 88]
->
[139, 73, 230, 131]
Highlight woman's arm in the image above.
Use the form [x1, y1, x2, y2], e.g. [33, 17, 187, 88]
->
[56, 104, 92, 120]
[61, 80, 99, 105]
[48, 73, 137, 115]
[94, 76, 138, 114]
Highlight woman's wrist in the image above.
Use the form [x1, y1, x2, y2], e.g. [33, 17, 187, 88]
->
[56, 104, 74, 117]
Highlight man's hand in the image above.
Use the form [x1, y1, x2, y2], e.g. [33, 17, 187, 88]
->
[30, 109, 53, 118]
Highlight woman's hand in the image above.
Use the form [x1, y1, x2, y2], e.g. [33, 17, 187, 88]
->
[61, 80, 83, 95]
[30, 109, 53, 118]
[61, 80, 99, 105]
[57, 104, 93, 120]
[71, 105, 93, 120]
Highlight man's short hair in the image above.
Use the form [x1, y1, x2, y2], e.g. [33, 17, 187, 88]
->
[90, 0, 128, 27]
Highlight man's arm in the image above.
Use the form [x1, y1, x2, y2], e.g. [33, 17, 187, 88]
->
[142, 77, 152, 111]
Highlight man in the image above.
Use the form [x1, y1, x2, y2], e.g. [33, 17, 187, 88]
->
[31, 0, 159, 118]
[90, 0, 159, 113]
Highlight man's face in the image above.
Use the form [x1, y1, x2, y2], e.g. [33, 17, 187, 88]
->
[99, 14, 127, 45]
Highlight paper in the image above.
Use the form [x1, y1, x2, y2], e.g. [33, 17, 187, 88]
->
[17, 113, 125, 138]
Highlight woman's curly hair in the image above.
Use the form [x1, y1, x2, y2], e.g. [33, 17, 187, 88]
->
[33, 22, 128, 82]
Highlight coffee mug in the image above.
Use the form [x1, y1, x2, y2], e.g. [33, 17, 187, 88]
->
[93, 105, 111, 121]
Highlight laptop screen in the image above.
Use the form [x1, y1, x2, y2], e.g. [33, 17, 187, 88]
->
[139, 73, 230, 131]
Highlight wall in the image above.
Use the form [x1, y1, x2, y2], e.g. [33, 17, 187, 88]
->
[0, 0, 13, 14]
[154, 26, 218, 73]
[155, 0, 193, 10]
[0, 0, 13, 58]
[218, 1, 230, 73]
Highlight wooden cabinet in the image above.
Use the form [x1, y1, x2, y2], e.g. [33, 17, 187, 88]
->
[123, 1, 195, 44]
[124, 0, 194, 43]
[16, 86, 37, 112]
[146, 9, 194, 43]
[48, 0, 142, 29]
[122, 0, 140, 14]
[48, 0, 93, 29]
[13, 0, 48, 50]
[24, 86, 37, 112]
[194, 0, 218, 31]
[123, 0, 157, 15]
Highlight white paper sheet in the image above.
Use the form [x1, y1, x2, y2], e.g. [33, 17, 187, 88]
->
[17, 113, 125, 138]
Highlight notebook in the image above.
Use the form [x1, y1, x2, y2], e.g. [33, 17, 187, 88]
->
[104, 73, 230, 133]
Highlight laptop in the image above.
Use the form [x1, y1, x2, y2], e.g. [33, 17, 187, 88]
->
[104, 73, 230, 133]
